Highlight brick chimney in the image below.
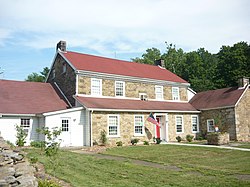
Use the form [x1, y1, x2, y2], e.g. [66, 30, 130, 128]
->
[238, 77, 249, 88]
[56, 41, 66, 52]
[155, 59, 165, 68]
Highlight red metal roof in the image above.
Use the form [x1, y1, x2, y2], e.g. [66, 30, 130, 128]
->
[189, 86, 246, 110]
[0, 80, 69, 114]
[76, 96, 198, 112]
[61, 51, 188, 83]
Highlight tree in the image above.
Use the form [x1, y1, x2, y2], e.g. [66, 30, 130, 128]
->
[217, 42, 250, 87]
[132, 48, 162, 65]
[25, 67, 50, 82]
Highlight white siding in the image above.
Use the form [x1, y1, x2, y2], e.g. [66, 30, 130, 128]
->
[83, 110, 91, 146]
[45, 109, 84, 147]
[0, 116, 41, 145]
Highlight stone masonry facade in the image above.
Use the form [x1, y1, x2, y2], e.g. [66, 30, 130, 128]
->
[47, 54, 76, 106]
[78, 76, 188, 101]
[92, 112, 199, 145]
[235, 89, 250, 141]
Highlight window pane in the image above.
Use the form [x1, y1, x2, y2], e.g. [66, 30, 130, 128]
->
[62, 119, 69, 132]
[21, 119, 30, 128]
[115, 81, 124, 96]
[176, 116, 183, 133]
[192, 116, 198, 132]
[108, 116, 118, 136]
[172, 87, 179, 100]
[155, 86, 163, 99]
[91, 79, 101, 95]
[134, 116, 143, 135]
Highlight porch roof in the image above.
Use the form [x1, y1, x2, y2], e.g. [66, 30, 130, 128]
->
[75, 96, 199, 112]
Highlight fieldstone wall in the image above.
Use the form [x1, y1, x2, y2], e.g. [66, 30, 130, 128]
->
[199, 108, 236, 140]
[92, 112, 155, 146]
[207, 133, 230, 145]
[92, 112, 198, 145]
[47, 54, 76, 106]
[168, 113, 199, 141]
[0, 136, 37, 187]
[77, 76, 188, 101]
[235, 88, 250, 141]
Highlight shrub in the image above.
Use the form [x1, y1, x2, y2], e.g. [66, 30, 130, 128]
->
[176, 136, 182, 142]
[186, 134, 194, 142]
[131, 138, 139, 145]
[116, 141, 123, 146]
[100, 130, 108, 146]
[38, 179, 61, 187]
[30, 141, 46, 148]
[29, 156, 38, 164]
[93, 140, 98, 146]
[155, 138, 162, 144]
[143, 140, 149, 145]
[15, 125, 27, 146]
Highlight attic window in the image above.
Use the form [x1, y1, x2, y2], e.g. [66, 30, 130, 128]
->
[139, 93, 148, 101]
[52, 69, 55, 79]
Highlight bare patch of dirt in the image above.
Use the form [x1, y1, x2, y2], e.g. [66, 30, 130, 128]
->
[235, 174, 250, 181]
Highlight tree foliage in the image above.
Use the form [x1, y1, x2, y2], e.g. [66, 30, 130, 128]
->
[133, 41, 250, 92]
[25, 67, 49, 82]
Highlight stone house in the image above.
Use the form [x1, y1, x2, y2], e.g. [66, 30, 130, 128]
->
[45, 41, 200, 146]
[190, 78, 250, 141]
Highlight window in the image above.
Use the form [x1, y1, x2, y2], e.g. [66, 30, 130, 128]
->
[115, 81, 125, 97]
[21, 118, 30, 134]
[62, 119, 69, 132]
[155, 85, 163, 100]
[62, 63, 66, 73]
[172, 87, 180, 100]
[207, 119, 215, 132]
[134, 115, 144, 136]
[192, 115, 199, 133]
[108, 115, 119, 136]
[52, 69, 55, 79]
[91, 78, 102, 96]
[139, 93, 148, 101]
[176, 115, 183, 133]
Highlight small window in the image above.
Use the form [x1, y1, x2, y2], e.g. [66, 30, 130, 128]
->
[172, 87, 180, 100]
[155, 85, 163, 100]
[134, 115, 144, 136]
[115, 81, 125, 97]
[192, 115, 199, 133]
[91, 78, 102, 96]
[108, 115, 119, 137]
[62, 119, 69, 132]
[207, 119, 215, 132]
[62, 63, 66, 73]
[139, 93, 148, 101]
[21, 118, 30, 134]
[52, 69, 55, 79]
[176, 115, 183, 133]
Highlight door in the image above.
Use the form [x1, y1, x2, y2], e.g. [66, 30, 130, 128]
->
[61, 117, 71, 146]
[156, 117, 161, 138]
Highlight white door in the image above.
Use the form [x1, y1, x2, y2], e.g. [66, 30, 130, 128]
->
[60, 118, 71, 146]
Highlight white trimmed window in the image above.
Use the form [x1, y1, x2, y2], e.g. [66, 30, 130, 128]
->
[52, 69, 55, 79]
[21, 118, 30, 134]
[62, 118, 69, 132]
[91, 78, 102, 96]
[172, 87, 180, 100]
[108, 115, 119, 137]
[192, 115, 199, 133]
[176, 115, 183, 133]
[134, 115, 144, 136]
[139, 93, 148, 101]
[155, 85, 163, 100]
[207, 119, 215, 132]
[115, 81, 125, 97]
[62, 63, 66, 73]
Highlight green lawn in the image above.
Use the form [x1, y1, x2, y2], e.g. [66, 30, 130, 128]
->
[25, 145, 250, 187]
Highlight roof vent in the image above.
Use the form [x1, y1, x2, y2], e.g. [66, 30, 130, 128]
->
[56, 41, 66, 52]
[238, 77, 249, 89]
[154, 59, 165, 68]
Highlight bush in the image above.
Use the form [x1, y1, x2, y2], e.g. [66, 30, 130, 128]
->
[93, 140, 98, 146]
[176, 136, 182, 142]
[29, 156, 38, 164]
[38, 179, 61, 187]
[143, 140, 149, 145]
[131, 138, 139, 145]
[15, 125, 27, 146]
[186, 134, 194, 142]
[30, 141, 46, 148]
[116, 141, 123, 146]
[155, 138, 162, 144]
[100, 130, 108, 146]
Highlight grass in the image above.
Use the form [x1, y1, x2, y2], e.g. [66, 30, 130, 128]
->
[24, 145, 250, 187]
[232, 142, 250, 149]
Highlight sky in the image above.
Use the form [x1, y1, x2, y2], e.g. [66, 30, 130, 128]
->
[0, 0, 250, 81]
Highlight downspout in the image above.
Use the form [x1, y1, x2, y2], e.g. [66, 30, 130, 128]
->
[90, 109, 94, 146]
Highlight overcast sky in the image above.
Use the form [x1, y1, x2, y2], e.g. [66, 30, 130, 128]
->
[0, 0, 249, 80]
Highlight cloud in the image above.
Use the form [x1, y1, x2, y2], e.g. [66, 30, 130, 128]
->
[0, 0, 250, 54]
